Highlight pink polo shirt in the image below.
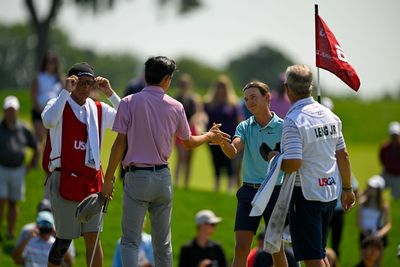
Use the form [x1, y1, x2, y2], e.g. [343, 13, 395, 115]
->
[113, 86, 191, 166]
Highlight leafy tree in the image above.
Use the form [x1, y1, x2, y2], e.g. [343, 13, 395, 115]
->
[24, 0, 204, 70]
[227, 44, 294, 90]
[0, 23, 140, 90]
[0, 24, 35, 88]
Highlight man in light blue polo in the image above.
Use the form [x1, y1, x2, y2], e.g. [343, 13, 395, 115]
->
[218, 81, 288, 267]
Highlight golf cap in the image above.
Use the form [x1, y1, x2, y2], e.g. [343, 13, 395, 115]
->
[367, 175, 385, 189]
[388, 121, 400, 135]
[37, 211, 54, 225]
[37, 198, 52, 212]
[3, 96, 20, 110]
[195, 209, 222, 226]
[68, 62, 95, 78]
[75, 192, 105, 223]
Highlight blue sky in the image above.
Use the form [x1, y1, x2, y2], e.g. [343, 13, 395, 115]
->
[1, 0, 399, 98]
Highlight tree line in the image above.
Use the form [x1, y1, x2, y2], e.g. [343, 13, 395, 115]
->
[0, 23, 293, 94]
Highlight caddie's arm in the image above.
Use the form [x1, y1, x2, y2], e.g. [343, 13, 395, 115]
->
[336, 148, 356, 211]
[41, 76, 77, 128]
[102, 133, 127, 199]
[280, 119, 302, 173]
[95, 76, 121, 107]
[281, 159, 302, 173]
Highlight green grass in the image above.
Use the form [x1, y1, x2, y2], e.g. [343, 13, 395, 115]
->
[0, 89, 399, 266]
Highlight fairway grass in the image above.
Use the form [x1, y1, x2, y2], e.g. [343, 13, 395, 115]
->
[0, 90, 399, 266]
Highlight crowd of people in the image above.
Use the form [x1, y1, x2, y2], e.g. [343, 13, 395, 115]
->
[0, 52, 398, 267]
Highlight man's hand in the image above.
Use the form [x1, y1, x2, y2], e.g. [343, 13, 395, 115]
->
[101, 178, 115, 200]
[341, 190, 356, 211]
[207, 123, 231, 145]
[65, 75, 78, 93]
[95, 76, 113, 97]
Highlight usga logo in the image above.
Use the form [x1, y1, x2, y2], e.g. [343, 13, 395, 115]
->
[318, 176, 336, 187]
[74, 140, 86, 150]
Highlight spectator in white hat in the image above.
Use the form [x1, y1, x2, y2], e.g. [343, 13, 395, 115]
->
[11, 211, 70, 267]
[357, 175, 391, 251]
[178, 210, 227, 267]
[13, 199, 75, 266]
[0, 96, 39, 240]
[379, 121, 400, 199]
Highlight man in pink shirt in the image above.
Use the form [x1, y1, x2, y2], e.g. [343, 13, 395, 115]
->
[102, 56, 229, 267]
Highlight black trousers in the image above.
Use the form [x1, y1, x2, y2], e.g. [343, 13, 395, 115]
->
[329, 209, 344, 258]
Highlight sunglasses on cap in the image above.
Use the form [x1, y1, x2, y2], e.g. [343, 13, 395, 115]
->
[78, 78, 96, 87]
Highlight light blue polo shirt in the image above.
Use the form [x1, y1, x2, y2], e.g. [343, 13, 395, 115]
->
[234, 113, 284, 184]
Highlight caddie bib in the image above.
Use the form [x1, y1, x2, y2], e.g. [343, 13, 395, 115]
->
[59, 102, 102, 202]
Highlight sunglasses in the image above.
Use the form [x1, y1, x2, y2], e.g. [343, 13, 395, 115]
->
[78, 79, 96, 87]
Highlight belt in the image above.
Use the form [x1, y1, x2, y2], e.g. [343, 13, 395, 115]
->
[54, 167, 62, 172]
[127, 164, 168, 172]
[243, 182, 261, 189]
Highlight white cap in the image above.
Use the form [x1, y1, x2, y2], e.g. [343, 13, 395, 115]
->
[36, 211, 54, 225]
[195, 210, 222, 226]
[3, 96, 20, 110]
[367, 175, 385, 189]
[321, 97, 334, 111]
[388, 121, 400, 135]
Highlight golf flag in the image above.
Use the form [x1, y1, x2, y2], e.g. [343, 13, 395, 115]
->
[315, 14, 360, 91]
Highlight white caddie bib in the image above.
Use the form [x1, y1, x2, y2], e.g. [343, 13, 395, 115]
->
[287, 100, 343, 201]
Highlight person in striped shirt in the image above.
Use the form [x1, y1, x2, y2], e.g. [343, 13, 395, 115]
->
[279, 64, 356, 267]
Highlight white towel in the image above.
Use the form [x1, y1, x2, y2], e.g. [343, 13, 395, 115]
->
[264, 171, 296, 254]
[84, 98, 101, 170]
[250, 154, 283, 217]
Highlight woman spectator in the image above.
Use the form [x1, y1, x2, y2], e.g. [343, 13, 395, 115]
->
[358, 175, 391, 249]
[30, 52, 63, 148]
[204, 75, 242, 192]
[174, 73, 206, 188]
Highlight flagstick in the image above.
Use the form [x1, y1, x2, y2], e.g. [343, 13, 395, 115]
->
[317, 68, 321, 103]
[315, 4, 321, 104]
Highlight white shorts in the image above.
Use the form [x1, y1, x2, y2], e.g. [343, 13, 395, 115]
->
[0, 165, 25, 201]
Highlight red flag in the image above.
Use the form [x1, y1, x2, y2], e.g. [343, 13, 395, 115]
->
[315, 14, 360, 91]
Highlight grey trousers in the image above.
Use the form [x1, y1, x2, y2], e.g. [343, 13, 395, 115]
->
[121, 168, 173, 267]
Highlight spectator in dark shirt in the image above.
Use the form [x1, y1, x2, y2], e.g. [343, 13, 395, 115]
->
[379, 121, 400, 199]
[247, 229, 299, 267]
[124, 74, 146, 96]
[0, 96, 39, 240]
[204, 75, 243, 192]
[178, 210, 227, 267]
[354, 237, 383, 267]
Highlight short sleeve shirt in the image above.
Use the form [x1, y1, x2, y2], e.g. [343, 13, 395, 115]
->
[113, 86, 191, 165]
[23, 236, 55, 267]
[234, 114, 284, 184]
[0, 120, 36, 167]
